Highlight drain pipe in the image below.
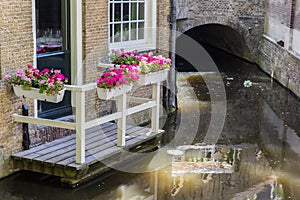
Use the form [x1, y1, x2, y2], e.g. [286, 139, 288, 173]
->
[22, 104, 30, 150]
[168, 0, 177, 112]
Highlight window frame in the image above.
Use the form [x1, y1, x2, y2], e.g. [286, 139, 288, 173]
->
[108, 0, 156, 51]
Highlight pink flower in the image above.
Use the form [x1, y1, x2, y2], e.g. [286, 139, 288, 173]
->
[48, 82, 54, 87]
[16, 69, 23, 77]
[39, 80, 46, 84]
[165, 58, 171, 63]
[22, 76, 31, 82]
[3, 75, 11, 80]
[42, 69, 49, 73]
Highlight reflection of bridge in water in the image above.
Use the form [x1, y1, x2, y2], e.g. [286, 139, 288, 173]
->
[169, 145, 242, 176]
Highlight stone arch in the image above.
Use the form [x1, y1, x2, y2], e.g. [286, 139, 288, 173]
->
[175, 23, 253, 71]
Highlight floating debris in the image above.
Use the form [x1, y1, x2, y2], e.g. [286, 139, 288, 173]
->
[243, 80, 253, 87]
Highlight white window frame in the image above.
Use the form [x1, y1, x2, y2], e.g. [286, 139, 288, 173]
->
[109, 0, 157, 52]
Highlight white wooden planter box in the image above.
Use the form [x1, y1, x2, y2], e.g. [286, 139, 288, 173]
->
[13, 85, 66, 103]
[97, 84, 133, 100]
[137, 69, 169, 85]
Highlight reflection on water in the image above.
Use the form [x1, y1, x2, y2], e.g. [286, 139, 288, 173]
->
[1, 50, 300, 199]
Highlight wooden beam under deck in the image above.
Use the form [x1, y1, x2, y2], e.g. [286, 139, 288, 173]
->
[12, 122, 163, 185]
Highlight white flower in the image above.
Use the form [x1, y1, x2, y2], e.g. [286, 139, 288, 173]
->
[243, 80, 253, 88]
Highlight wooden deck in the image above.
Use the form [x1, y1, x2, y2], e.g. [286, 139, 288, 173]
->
[12, 122, 163, 185]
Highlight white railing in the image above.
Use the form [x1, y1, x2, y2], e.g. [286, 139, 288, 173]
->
[13, 82, 162, 164]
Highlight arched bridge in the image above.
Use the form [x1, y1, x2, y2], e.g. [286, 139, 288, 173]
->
[176, 0, 265, 63]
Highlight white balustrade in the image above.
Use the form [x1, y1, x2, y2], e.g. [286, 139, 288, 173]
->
[13, 82, 162, 164]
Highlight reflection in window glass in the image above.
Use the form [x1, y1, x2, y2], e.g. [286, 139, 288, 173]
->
[123, 3, 129, 21]
[110, 24, 113, 43]
[114, 24, 121, 42]
[131, 3, 137, 20]
[138, 22, 144, 40]
[131, 23, 137, 40]
[36, 0, 63, 54]
[110, 3, 113, 22]
[123, 23, 129, 41]
[114, 3, 121, 22]
[138, 3, 145, 20]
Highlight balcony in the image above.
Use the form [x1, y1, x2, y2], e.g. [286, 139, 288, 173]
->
[11, 80, 165, 185]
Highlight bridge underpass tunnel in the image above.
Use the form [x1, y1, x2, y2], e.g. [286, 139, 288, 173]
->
[176, 23, 251, 72]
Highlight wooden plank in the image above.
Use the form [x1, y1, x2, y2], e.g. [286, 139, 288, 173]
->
[86, 126, 144, 149]
[35, 144, 76, 162]
[15, 124, 114, 160]
[33, 124, 120, 163]
[151, 83, 160, 132]
[23, 139, 76, 160]
[13, 114, 76, 130]
[68, 128, 156, 168]
[43, 126, 142, 165]
[85, 112, 122, 129]
[57, 127, 148, 167]
[64, 83, 96, 92]
[79, 135, 150, 165]
[85, 123, 118, 142]
[43, 128, 120, 164]
[12, 134, 75, 158]
[127, 101, 156, 115]
[12, 123, 114, 158]
[117, 94, 127, 146]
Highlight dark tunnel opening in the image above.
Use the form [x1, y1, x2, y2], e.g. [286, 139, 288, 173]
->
[175, 24, 251, 72]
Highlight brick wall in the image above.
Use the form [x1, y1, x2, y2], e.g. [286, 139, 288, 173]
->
[0, 0, 34, 177]
[258, 0, 300, 97]
[82, 0, 112, 121]
[267, 0, 291, 25]
[257, 36, 300, 97]
[156, 0, 171, 56]
[294, 0, 300, 30]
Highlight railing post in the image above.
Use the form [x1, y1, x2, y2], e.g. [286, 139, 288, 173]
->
[117, 93, 126, 146]
[22, 104, 30, 150]
[75, 90, 85, 164]
[152, 83, 160, 132]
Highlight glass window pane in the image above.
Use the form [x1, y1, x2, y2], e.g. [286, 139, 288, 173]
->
[131, 3, 137, 20]
[36, 0, 63, 53]
[109, 3, 113, 22]
[130, 23, 137, 40]
[123, 23, 129, 41]
[138, 3, 145, 20]
[114, 3, 121, 22]
[114, 24, 121, 42]
[123, 3, 129, 21]
[110, 24, 113, 43]
[138, 22, 144, 39]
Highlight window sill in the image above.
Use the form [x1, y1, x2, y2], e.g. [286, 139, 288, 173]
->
[109, 42, 156, 53]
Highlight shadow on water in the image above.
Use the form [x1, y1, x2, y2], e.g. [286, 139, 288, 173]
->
[1, 46, 300, 199]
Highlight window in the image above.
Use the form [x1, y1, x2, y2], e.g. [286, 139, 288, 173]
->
[36, 0, 69, 54]
[109, 0, 156, 51]
[35, 0, 72, 119]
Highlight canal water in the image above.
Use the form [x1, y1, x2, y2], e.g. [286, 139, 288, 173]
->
[1, 47, 300, 200]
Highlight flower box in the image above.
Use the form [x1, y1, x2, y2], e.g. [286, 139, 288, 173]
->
[97, 84, 133, 100]
[13, 85, 66, 103]
[137, 69, 169, 85]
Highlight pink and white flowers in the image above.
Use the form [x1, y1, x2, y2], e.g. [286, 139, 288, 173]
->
[97, 64, 140, 90]
[110, 49, 171, 74]
[3, 64, 68, 96]
[137, 52, 171, 74]
[98, 49, 171, 90]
